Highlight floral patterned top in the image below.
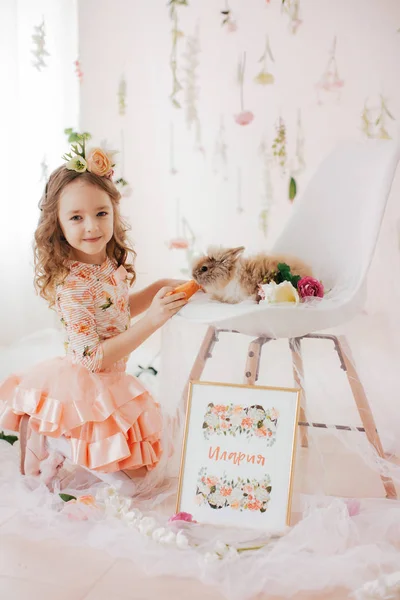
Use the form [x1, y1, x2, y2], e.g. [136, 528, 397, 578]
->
[56, 258, 130, 373]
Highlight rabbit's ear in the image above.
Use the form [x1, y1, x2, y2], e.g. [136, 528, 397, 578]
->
[221, 246, 245, 261]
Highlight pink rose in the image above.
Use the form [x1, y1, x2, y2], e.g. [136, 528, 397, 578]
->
[297, 277, 324, 300]
[168, 512, 196, 523]
[234, 111, 254, 126]
[86, 147, 113, 177]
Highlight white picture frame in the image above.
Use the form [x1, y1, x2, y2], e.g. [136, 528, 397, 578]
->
[176, 381, 300, 531]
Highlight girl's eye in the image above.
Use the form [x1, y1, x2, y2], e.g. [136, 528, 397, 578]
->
[97, 211, 108, 217]
[70, 215, 82, 221]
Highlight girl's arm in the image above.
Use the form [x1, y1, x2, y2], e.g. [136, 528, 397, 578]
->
[129, 278, 186, 318]
[102, 286, 186, 369]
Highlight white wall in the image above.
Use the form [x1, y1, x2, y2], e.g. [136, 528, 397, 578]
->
[78, 0, 400, 288]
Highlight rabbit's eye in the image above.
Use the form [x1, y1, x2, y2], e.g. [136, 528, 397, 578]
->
[201, 265, 208, 272]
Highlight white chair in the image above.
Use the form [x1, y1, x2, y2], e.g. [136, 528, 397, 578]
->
[177, 139, 400, 499]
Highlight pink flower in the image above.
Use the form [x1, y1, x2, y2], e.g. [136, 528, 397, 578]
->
[168, 238, 189, 250]
[234, 111, 254, 126]
[332, 79, 345, 89]
[255, 426, 267, 437]
[297, 277, 324, 300]
[345, 499, 361, 517]
[169, 512, 196, 523]
[226, 21, 237, 33]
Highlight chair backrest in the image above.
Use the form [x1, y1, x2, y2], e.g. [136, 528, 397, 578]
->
[272, 140, 400, 295]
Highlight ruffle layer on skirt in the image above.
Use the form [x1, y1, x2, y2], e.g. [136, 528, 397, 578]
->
[0, 357, 162, 473]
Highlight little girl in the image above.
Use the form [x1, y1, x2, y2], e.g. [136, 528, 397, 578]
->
[0, 141, 187, 485]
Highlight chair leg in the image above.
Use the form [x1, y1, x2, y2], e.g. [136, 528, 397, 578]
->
[289, 338, 309, 449]
[336, 335, 397, 500]
[180, 326, 218, 415]
[244, 337, 269, 385]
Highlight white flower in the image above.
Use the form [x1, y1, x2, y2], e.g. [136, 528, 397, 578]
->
[138, 516, 157, 536]
[152, 527, 167, 542]
[230, 412, 245, 426]
[65, 155, 87, 173]
[225, 546, 239, 562]
[247, 407, 266, 422]
[259, 281, 299, 305]
[176, 531, 190, 550]
[208, 492, 225, 508]
[204, 412, 219, 428]
[254, 487, 271, 502]
[214, 540, 229, 555]
[203, 552, 220, 564]
[160, 531, 177, 545]
[124, 511, 140, 527]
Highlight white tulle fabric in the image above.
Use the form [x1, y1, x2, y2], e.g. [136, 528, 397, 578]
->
[2, 142, 400, 598]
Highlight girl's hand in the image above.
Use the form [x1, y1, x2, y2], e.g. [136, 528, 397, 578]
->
[145, 287, 187, 328]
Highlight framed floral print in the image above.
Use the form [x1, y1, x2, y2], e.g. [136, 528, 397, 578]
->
[176, 381, 300, 531]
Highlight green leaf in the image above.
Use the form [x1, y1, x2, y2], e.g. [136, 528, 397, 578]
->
[0, 431, 18, 445]
[289, 176, 297, 201]
[277, 262, 291, 283]
[64, 127, 73, 134]
[383, 105, 396, 120]
[59, 493, 77, 502]
[292, 275, 301, 288]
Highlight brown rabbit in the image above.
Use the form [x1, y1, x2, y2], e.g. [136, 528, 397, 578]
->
[192, 246, 312, 304]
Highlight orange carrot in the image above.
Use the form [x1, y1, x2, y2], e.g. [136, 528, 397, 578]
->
[165, 280, 201, 300]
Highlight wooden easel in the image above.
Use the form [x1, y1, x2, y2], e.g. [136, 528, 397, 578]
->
[181, 327, 397, 500]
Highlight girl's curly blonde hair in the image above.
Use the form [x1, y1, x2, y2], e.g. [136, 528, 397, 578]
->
[34, 165, 136, 306]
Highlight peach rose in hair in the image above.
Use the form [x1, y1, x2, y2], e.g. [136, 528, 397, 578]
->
[86, 147, 113, 177]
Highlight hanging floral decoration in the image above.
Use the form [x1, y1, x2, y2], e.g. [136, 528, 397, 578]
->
[167, 199, 198, 275]
[118, 76, 127, 116]
[235, 52, 254, 126]
[254, 36, 275, 86]
[168, 0, 188, 109]
[213, 116, 228, 180]
[315, 36, 344, 103]
[221, 1, 237, 33]
[271, 117, 287, 173]
[170, 122, 178, 175]
[258, 136, 274, 237]
[281, 0, 302, 35]
[361, 95, 395, 140]
[237, 167, 244, 214]
[40, 156, 49, 183]
[182, 24, 204, 153]
[74, 59, 83, 82]
[287, 109, 306, 202]
[31, 18, 50, 71]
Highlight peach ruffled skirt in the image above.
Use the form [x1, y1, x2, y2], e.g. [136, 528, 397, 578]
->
[0, 357, 162, 473]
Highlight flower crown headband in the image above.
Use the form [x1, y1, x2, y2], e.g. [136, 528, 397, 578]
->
[62, 129, 116, 180]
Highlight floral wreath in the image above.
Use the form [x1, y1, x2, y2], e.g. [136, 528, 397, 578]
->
[202, 403, 279, 444]
[62, 129, 117, 181]
[195, 468, 272, 513]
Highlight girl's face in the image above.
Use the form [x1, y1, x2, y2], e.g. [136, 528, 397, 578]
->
[58, 180, 114, 265]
